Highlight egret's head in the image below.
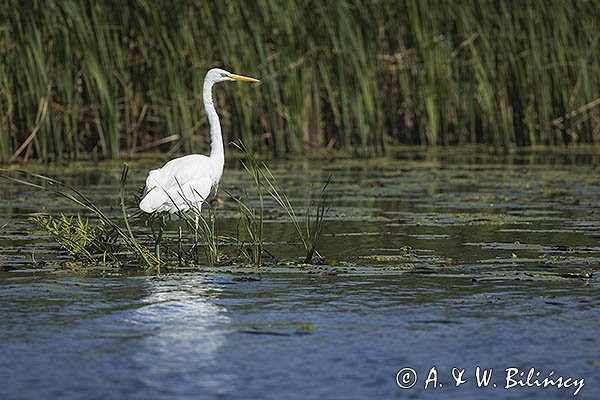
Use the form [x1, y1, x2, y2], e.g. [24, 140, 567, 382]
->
[206, 68, 260, 85]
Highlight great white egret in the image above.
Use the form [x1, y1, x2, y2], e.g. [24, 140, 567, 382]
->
[139, 68, 259, 214]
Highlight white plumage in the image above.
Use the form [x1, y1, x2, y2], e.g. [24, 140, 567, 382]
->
[139, 154, 217, 213]
[139, 68, 259, 214]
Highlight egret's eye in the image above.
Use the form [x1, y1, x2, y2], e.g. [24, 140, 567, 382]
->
[220, 73, 228, 77]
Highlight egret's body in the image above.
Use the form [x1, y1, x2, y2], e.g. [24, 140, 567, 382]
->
[139, 68, 259, 214]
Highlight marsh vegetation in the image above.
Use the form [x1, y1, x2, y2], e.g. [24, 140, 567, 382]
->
[1, 144, 333, 272]
[1, 4, 599, 399]
[1, 148, 598, 279]
[1, 1, 599, 163]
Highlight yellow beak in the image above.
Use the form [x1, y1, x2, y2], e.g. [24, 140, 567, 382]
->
[227, 73, 260, 83]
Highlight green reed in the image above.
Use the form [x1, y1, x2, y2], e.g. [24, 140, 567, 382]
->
[179, 201, 220, 268]
[228, 189, 266, 267]
[234, 141, 331, 264]
[1, 0, 599, 163]
[226, 175, 266, 267]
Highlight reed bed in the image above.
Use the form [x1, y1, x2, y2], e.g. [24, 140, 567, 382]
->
[1, 0, 599, 162]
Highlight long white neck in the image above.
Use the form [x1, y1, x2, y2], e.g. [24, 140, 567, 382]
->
[203, 78, 224, 167]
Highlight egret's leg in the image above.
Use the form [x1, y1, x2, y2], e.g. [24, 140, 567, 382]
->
[193, 213, 199, 265]
[177, 225, 182, 268]
[155, 213, 166, 264]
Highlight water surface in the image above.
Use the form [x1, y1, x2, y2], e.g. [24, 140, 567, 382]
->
[1, 150, 599, 399]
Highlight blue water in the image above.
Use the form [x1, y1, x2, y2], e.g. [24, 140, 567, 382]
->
[1, 154, 599, 399]
[1, 272, 597, 399]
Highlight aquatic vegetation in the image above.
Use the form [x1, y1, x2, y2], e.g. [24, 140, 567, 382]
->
[227, 188, 266, 267]
[29, 213, 120, 264]
[0, 166, 158, 269]
[0, 153, 333, 270]
[2, 152, 600, 286]
[118, 165, 158, 268]
[234, 142, 332, 264]
[222, 143, 268, 266]
[138, 210, 168, 265]
[2, 2, 600, 163]
[182, 203, 220, 268]
[303, 177, 332, 264]
[2, 165, 213, 270]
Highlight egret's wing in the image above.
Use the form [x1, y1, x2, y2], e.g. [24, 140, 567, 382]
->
[140, 155, 214, 213]
[170, 177, 213, 212]
[156, 155, 212, 189]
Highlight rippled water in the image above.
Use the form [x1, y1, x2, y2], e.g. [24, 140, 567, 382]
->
[1, 150, 599, 399]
